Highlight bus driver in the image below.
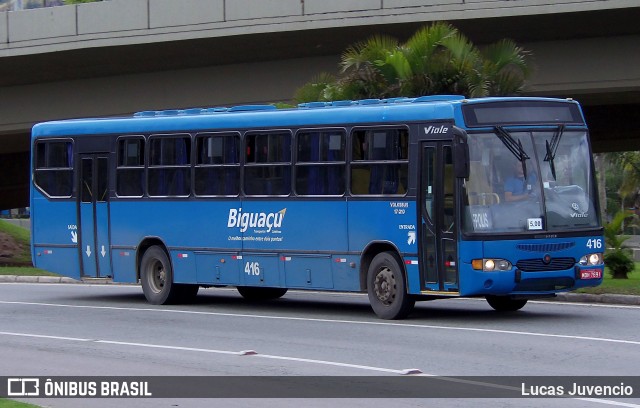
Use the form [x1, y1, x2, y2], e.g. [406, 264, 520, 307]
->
[504, 161, 537, 202]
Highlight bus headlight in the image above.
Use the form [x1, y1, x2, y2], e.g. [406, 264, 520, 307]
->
[472, 259, 512, 271]
[579, 253, 603, 266]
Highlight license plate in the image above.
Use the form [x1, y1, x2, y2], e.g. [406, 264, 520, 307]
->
[580, 269, 602, 279]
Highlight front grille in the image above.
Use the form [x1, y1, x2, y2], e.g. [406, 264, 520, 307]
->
[516, 257, 575, 272]
[516, 242, 575, 252]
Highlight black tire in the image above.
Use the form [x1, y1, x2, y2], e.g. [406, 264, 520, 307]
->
[367, 252, 415, 320]
[486, 295, 528, 312]
[140, 246, 198, 304]
[237, 286, 288, 301]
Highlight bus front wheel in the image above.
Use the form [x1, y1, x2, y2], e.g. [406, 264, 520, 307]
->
[486, 295, 528, 312]
[367, 252, 415, 320]
[140, 246, 198, 304]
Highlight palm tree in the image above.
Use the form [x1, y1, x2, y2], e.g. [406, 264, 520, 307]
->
[294, 22, 531, 103]
[479, 39, 530, 96]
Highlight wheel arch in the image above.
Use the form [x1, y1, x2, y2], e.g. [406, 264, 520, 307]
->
[359, 241, 406, 291]
[136, 237, 170, 282]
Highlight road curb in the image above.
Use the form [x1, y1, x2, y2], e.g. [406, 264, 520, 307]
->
[0, 275, 113, 284]
[1, 275, 639, 306]
[552, 292, 640, 306]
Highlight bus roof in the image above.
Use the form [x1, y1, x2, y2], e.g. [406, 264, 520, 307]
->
[31, 96, 581, 137]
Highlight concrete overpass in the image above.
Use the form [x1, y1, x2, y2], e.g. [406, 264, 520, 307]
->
[1, 0, 639, 210]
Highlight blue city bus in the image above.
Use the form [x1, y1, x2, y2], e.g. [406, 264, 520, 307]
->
[30, 95, 604, 319]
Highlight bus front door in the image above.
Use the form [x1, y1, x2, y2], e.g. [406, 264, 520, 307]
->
[419, 142, 459, 293]
[78, 154, 112, 278]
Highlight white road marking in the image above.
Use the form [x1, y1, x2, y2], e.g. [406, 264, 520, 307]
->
[1, 299, 639, 346]
[0, 329, 638, 406]
[0, 330, 405, 374]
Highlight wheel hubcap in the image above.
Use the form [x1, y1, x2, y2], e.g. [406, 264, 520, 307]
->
[374, 267, 396, 305]
[149, 261, 166, 293]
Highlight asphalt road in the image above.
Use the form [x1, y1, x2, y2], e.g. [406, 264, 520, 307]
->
[1, 282, 639, 408]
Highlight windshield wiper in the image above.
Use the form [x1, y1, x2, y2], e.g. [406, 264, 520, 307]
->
[544, 125, 564, 180]
[494, 126, 530, 176]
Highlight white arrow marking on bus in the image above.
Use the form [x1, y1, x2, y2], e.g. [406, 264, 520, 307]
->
[101, 246, 106, 258]
[408, 231, 416, 245]
[86, 246, 91, 257]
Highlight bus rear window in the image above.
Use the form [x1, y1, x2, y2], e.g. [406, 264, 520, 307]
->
[34, 140, 73, 198]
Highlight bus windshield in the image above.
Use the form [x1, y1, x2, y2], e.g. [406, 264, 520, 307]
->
[462, 129, 599, 234]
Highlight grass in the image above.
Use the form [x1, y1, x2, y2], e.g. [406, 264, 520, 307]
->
[0, 399, 40, 408]
[0, 266, 58, 276]
[0, 220, 29, 242]
[0, 219, 31, 265]
[577, 266, 640, 295]
[0, 219, 58, 276]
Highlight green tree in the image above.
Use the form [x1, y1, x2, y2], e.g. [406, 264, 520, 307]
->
[611, 151, 640, 211]
[294, 22, 531, 103]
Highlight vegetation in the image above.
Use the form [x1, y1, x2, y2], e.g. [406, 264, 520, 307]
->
[578, 266, 639, 295]
[294, 22, 530, 103]
[603, 211, 637, 279]
[0, 219, 32, 266]
[0, 266, 56, 276]
[0, 399, 41, 408]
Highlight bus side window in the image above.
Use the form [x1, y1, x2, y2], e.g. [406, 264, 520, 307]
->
[34, 140, 73, 198]
[116, 137, 144, 197]
[350, 128, 408, 196]
[195, 133, 240, 196]
[295, 130, 345, 196]
[148, 134, 191, 197]
[244, 132, 291, 196]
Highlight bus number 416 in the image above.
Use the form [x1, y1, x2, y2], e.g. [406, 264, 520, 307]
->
[245, 262, 261, 276]
[586, 238, 603, 249]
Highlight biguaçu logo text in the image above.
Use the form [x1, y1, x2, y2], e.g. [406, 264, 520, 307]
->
[227, 208, 287, 233]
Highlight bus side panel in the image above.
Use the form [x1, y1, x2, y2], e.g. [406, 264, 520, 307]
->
[195, 253, 240, 284]
[110, 248, 137, 283]
[239, 201, 350, 290]
[170, 249, 197, 284]
[331, 255, 361, 291]
[31, 191, 81, 279]
[109, 200, 242, 283]
[348, 200, 417, 251]
[284, 255, 333, 289]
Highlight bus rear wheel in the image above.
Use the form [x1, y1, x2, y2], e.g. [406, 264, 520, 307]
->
[237, 286, 288, 301]
[367, 252, 415, 320]
[140, 246, 198, 304]
[486, 295, 528, 312]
